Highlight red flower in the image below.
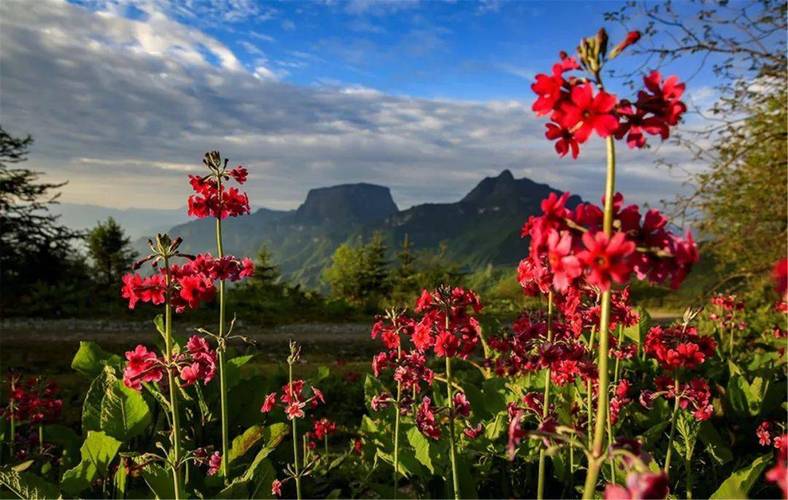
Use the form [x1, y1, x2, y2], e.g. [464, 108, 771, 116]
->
[531, 73, 565, 116]
[463, 423, 485, 439]
[352, 438, 363, 455]
[638, 71, 686, 126]
[546, 230, 582, 291]
[604, 471, 669, 499]
[412, 321, 434, 351]
[285, 402, 305, 420]
[578, 231, 636, 290]
[644, 325, 716, 370]
[559, 84, 619, 142]
[774, 258, 788, 298]
[434, 329, 459, 358]
[312, 418, 337, 440]
[545, 123, 580, 159]
[260, 393, 277, 413]
[207, 452, 222, 476]
[767, 434, 788, 499]
[228, 166, 248, 184]
[758, 421, 773, 447]
[123, 345, 163, 391]
[415, 397, 441, 440]
[271, 479, 282, 496]
[452, 391, 471, 418]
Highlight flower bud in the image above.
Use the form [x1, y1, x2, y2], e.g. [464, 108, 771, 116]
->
[609, 31, 641, 59]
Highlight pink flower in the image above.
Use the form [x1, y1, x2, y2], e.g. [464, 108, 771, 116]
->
[578, 231, 636, 290]
[207, 452, 222, 476]
[123, 345, 163, 391]
[415, 397, 441, 440]
[260, 393, 277, 413]
[434, 330, 459, 358]
[546, 230, 582, 291]
[604, 471, 669, 499]
[285, 402, 305, 420]
[452, 392, 471, 418]
[559, 84, 619, 142]
[271, 479, 282, 496]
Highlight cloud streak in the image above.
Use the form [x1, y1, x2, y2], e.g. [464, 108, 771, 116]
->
[0, 0, 699, 214]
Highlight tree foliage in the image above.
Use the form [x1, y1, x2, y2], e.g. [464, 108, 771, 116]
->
[607, 0, 788, 295]
[86, 217, 137, 287]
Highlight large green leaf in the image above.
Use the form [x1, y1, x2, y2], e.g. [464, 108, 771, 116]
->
[100, 372, 151, 441]
[60, 431, 122, 495]
[709, 454, 771, 499]
[220, 424, 288, 499]
[622, 307, 651, 346]
[698, 421, 733, 466]
[225, 355, 255, 390]
[727, 375, 765, 417]
[228, 425, 265, 464]
[0, 467, 60, 499]
[407, 427, 435, 474]
[139, 462, 181, 500]
[82, 369, 112, 434]
[71, 341, 121, 378]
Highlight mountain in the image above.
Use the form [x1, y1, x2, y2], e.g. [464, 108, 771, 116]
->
[136, 170, 580, 286]
[53, 203, 188, 239]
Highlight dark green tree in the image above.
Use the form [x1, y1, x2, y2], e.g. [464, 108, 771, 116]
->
[0, 126, 85, 316]
[86, 217, 137, 287]
[391, 234, 418, 305]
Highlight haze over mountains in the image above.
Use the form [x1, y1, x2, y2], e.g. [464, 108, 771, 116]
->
[130, 170, 580, 286]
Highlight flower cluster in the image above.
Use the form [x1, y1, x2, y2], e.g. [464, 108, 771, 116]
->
[412, 287, 483, 358]
[122, 253, 254, 313]
[506, 393, 557, 459]
[532, 33, 686, 159]
[487, 310, 596, 386]
[187, 164, 250, 219]
[708, 293, 746, 331]
[307, 418, 337, 449]
[193, 447, 222, 476]
[260, 380, 325, 420]
[519, 192, 698, 293]
[1, 375, 62, 424]
[122, 335, 217, 390]
[413, 391, 481, 441]
[644, 325, 716, 370]
[641, 377, 713, 422]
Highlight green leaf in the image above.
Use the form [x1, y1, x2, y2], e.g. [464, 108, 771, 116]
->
[139, 462, 179, 500]
[228, 425, 265, 464]
[314, 365, 330, 382]
[698, 421, 733, 466]
[406, 427, 434, 474]
[82, 369, 112, 434]
[225, 355, 255, 391]
[100, 372, 152, 441]
[71, 341, 121, 378]
[61, 431, 122, 495]
[710, 454, 771, 499]
[0, 467, 60, 499]
[622, 307, 650, 346]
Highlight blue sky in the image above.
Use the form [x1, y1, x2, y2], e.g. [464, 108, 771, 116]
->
[88, 0, 715, 101]
[0, 0, 739, 213]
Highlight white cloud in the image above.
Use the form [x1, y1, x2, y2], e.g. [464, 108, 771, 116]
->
[0, 0, 697, 214]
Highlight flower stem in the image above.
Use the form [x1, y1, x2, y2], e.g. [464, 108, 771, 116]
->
[685, 455, 693, 499]
[537, 291, 554, 500]
[581, 136, 616, 500]
[664, 375, 680, 473]
[289, 362, 302, 500]
[164, 257, 182, 500]
[215, 211, 230, 483]
[38, 424, 43, 455]
[393, 344, 402, 498]
[445, 354, 460, 500]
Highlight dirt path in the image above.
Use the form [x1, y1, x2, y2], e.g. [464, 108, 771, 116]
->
[1, 319, 375, 372]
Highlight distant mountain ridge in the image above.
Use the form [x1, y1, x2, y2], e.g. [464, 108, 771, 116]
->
[136, 170, 580, 286]
[53, 203, 189, 239]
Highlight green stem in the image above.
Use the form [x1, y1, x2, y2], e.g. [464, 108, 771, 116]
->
[445, 354, 460, 500]
[164, 258, 182, 500]
[393, 344, 402, 498]
[9, 411, 14, 456]
[537, 291, 554, 500]
[586, 328, 595, 449]
[289, 362, 302, 500]
[581, 136, 616, 500]
[664, 375, 681, 473]
[215, 213, 229, 483]
[685, 455, 693, 499]
[38, 424, 43, 455]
